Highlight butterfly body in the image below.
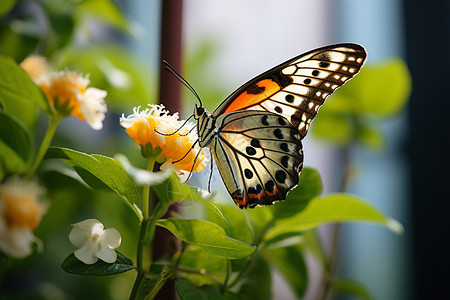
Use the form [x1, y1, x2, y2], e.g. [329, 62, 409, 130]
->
[193, 43, 367, 208]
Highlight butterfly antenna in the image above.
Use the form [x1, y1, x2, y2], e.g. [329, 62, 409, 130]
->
[162, 60, 203, 106]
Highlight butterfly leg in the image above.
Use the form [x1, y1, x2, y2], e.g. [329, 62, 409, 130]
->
[207, 150, 214, 193]
[172, 139, 199, 164]
[182, 143, 205, 183]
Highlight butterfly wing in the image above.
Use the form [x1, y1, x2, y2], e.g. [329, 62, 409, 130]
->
[212, 43, 367, 139]
[210, 110, 303, 208]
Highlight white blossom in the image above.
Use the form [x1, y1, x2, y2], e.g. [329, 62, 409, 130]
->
[69, 219, 121, 264]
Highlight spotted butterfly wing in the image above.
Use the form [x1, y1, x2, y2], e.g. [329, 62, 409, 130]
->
[206, 110, 304, 208]
[213, 43, 367, 138]
[196, 43, 367, 208]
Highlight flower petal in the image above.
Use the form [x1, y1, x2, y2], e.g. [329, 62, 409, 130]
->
[95, 246, 117, 263]
[74, 240, 100, 264]
[0, 227, 36, 259]
[69, 219, 103, 248]
[80, 87, 107, 130]
[102, 228, 121, 249]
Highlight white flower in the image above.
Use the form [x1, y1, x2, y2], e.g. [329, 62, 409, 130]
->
[120, 104, 207, 172]
[40, 70, 108, 130]
[160, 160, 189, 183]
[79, 87, 108, 130]
[0, 177, 46, 259]
[69, 219, 121, 265]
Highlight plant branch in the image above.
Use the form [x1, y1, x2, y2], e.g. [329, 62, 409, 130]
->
[26, 115, 61, 178]
[177, 266, 223, 286]
[317, 146, 352, 300]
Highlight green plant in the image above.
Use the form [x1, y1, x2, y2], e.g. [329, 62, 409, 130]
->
[0, 1, 411, 299]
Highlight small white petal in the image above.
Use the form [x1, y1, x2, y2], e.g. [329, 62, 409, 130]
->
[80, 87, 107, 130]
[73, 219, 104, 231]
[74, 240, 100, 264]
[160, 161, 189, 183]
[69, 219, 103, 248]
[95, 246, 117, 263]
[84, 87, 107, 100]
[102, 228, 121, 249]
[2, 227, 36, 259]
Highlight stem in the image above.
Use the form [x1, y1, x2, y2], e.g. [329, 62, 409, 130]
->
[26, 115, 61, 178]
[221, 260, 232, 294]
[130, 158, 156, 299]
[129, 270, 145, 300]
[142, 158, 156, 219]
[177, 266, 223, 286]
[317, 147, 352, 300]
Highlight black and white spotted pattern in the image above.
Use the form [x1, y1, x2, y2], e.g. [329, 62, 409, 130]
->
[194, 44, 366, 208]
[214, 44, 367, 139]
[209, 110, 304, 208]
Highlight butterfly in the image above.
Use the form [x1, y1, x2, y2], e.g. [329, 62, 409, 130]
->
[190, 43, 367, 209]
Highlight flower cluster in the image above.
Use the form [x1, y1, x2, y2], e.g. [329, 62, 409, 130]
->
[69, 219, 121, 265]
[0, 177, 46, 258]
[20, 55, 107, 130]
[120, 105, 207, 180]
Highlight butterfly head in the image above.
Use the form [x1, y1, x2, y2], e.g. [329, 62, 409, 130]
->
[194, 104, 206, 120]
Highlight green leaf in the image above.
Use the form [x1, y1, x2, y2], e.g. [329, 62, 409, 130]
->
[176, 278, 224, 300]
[56, 45, 153, 111]
[144, 264, 173, 299]
[265, 193, 403, 241]
[312, 111, 353, 145]
[271, 167, 322, 219]
[238, 255, 272, 300]
[245, 206, 274, 243]
[115, 154, 172, 186]
[356, 124, 385, 151]
[207, 203, 253, 244]
[180, 245, 228, 286]
[156, 218, 255, 259]
[179, 245, 227, 286]
[0, 54, 50, 116]
[345, 58, 412, 116]
[153, 173, 205, 205]
[264, 245, 308, 298]
[332, 278, 375, 300]
[61, 251, 134, 276]
[45, 147, 141, 219]
[0, 111, 32, 177]
[0, 0, 16, 17]
[76, 0, 133, 35]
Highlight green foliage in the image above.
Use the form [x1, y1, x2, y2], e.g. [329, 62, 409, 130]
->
[0, 0, 15, 18]
[0, 54, 49, 127]
[264, 245, 308, 298]
[75, 0, 134, 35]
[207, 202, 253, 244]
[45, 147, 141, 219]
[56, 45, 154, 110]
[235, 255, 272, 300]
[0, 111, 32, 179]
[156, 218, 256, 259]
[265, 193, 403, 242]
[313, 58, 412, 150]
[62, 251, 134, 276]
[331, 278, 375, 300]
[269, 167, 322, 219]
[179, 245, 228, 286]
[0, 1, 410, 299]
[176, 278, 223, 300]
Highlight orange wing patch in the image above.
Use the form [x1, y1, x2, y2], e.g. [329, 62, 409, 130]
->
[232, 185, 281, 209]
[224, 79, 281, 113]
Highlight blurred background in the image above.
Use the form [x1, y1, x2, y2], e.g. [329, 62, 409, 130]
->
[1, 0, 448, 299]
